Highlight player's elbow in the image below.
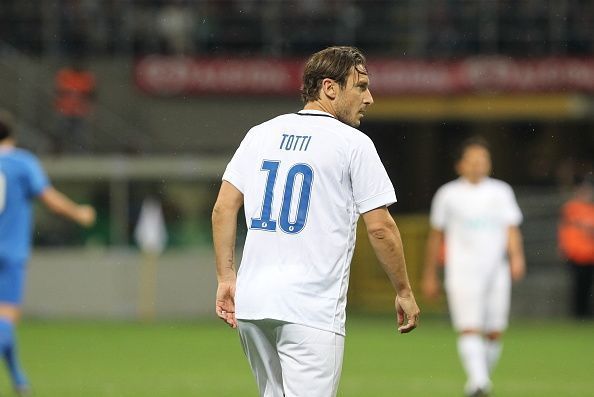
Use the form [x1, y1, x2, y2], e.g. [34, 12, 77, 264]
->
[39, 188, 65, 214]
[211, 202, 225, 224]
[366, 220, 396, 241]
[211, 200, 236, 225]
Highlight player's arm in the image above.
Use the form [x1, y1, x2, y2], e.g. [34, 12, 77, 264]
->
[422, 227, 444, 301]
[39, 187, 95, 227]
[362, 206, 419, 333]
[211, 181, 244, 329]
[507, 225, 526, 281]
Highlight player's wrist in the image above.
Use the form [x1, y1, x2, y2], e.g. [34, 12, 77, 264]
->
[217, 274, 236, 284]
[397, 287, 413, 298]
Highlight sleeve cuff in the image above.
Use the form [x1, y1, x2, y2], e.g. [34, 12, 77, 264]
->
[32, 182, 51, 198]
[507, 214, 523, 226]
[357, 190, 397, 214]
[222, 168, 244, 193]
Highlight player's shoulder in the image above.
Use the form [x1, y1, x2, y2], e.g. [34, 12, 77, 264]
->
[347, 126, 373, 144]
[484, 177, 514, 192]
[433, 179, 464, 202]
[14, 147, 38, 158]
[323, 121, 374, 155]
[0, 149, 43, 181]
[1, 148, 39, 164]
[438, 178, 464, 192]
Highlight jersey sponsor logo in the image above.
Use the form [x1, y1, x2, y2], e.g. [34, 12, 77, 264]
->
[250, 160, 313, 234]
[463, 217, 498, 230]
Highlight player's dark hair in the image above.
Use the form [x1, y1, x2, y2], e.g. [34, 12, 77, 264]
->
[301, 46, 367, 104]
[457, 135, 490, 162]
[0, 110, 15, 141]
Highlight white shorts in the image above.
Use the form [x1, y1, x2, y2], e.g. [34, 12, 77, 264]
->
[445, 264, 511, 333]
[237, 319, 345, 397]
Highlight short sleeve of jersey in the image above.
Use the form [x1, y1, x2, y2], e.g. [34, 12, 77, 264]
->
[501, 184, 523, 226]
[25, 155, 50, 198]
[429, 186, 447, 230]
[222, 130, 253, 193]
[349, 135, 396, 214]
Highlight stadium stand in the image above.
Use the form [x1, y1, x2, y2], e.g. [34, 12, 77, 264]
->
[0, 0, 593, 57]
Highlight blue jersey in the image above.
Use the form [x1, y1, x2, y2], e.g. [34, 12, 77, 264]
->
[0, 148, 50, 260]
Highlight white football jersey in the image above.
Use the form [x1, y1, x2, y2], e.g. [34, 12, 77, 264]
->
[430, 177, 522, 278]
[223, 110, 396, 335]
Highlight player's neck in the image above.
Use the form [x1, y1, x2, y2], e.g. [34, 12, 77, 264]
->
[303, 101, 336, 118]
[0, 138, 16, 150]
[462, 175, 486, 185]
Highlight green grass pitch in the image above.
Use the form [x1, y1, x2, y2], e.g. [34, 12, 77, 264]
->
[4, 316, 593, 396]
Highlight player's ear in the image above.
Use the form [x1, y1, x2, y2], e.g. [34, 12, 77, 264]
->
[321, 78, 337, 100]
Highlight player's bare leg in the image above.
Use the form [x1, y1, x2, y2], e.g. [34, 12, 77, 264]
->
[0, 304, 30, 396]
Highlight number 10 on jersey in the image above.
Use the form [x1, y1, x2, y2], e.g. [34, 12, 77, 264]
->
[250, 160, 314, 234]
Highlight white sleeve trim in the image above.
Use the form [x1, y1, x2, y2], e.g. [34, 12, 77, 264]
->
[222, 168, 244, 193]
[357, 190, 397, 214]
[507, 213, 523, 226]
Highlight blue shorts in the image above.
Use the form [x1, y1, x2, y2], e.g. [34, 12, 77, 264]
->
[0, 257, 27, 305]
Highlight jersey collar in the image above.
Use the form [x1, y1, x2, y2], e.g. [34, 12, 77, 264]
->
[296, 110, 336, 119]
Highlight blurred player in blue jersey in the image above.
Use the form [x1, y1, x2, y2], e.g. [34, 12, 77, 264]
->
[0, 110, 96, 395]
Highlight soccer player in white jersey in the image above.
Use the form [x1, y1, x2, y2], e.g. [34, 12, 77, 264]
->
[422, 137, 526, 397]
[212, 46, 420, 397]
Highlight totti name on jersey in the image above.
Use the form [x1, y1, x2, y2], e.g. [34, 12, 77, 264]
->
[279, 134, 312, 151]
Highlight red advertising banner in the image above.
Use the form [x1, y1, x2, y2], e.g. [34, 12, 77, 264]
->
[135, 57, 303, 96]
[135, 56, 594, 96]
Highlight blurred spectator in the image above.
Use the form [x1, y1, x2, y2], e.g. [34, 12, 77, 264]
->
[130, 3, 161, 55]
[426, 0, 467, 58]
[556, 157, 594, 193]
[52, 56, 96, 153]
[0, 0, 43, 54]
[335, 1, 361, 45]
[567, 0, 594, 54]
[157, 0, 194, 54]
[558, 174, 594, 319]
[59, 0, 90, 57]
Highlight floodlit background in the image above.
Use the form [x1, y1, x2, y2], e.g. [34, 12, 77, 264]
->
[1, 1, 593, 396]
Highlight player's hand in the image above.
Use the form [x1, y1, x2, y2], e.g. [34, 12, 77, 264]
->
[215, 280, 237, 329]
[421, 274, 441, 301]
[395, 293, 420, 334]
[77, 205, 96, 227]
